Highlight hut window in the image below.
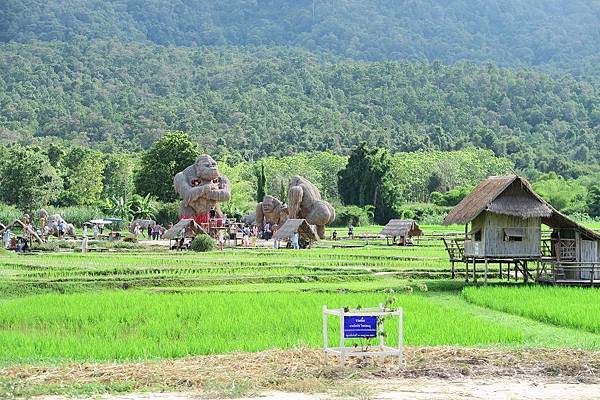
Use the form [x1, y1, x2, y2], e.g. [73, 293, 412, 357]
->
[503, 228, 524, 242]
[470, 229, 482, 241]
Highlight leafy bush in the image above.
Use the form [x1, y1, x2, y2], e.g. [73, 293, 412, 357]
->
[154, 201, 180, 226]
[0, 203, 21, 223]
[191, 234, 216, 252]
[431, 185, 472, 207]
[395, 203, 452, 225]
[332, 205, 373, 226]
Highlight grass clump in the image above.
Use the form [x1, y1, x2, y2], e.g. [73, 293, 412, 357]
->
[191, 234, 216, 252]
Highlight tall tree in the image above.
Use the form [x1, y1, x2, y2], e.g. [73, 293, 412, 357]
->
[0, 146, 63, 212]
[134, 131, 199, 202]
[254, 162, 267, 202]
[338, 143, 400, 223]
[58, 147, 106, 207]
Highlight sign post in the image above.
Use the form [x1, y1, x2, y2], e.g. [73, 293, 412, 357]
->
[323, 304, 403, 366]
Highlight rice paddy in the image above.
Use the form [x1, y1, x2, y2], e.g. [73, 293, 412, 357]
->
[2, 225, 600, 366]
[462, 285, 600, 334]
[0, 291, 523, 363]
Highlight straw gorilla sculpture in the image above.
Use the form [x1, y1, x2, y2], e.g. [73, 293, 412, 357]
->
[174, 155, 231, 223]
[255, 195, 288, 231]
[39, 208, 76, 237]
[287, 176, 335, 239]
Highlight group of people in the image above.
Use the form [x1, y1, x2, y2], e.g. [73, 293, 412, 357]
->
[132, 223, 166, 240]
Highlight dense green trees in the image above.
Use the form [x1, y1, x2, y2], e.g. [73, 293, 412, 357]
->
[0, 146, 63, 212]
[1, 42, 599, 177]
[2, 0, 600, 76]
[338, 143, 399, 223]
[134, 132, 199, 202]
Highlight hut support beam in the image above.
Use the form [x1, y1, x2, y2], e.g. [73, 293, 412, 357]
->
[465, 258, 469, 283]
[484, 258, 488, 285]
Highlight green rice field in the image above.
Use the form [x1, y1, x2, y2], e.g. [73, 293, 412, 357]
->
[462, 286, 600, 334]
[2, 224, 600, 365]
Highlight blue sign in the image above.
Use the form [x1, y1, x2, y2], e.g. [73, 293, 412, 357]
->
[344, 316, 377, 338]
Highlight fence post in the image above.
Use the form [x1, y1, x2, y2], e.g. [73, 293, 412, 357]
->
[339, 308, 345, 366]
[322, 305, 328, 364]
[398, 308, 403, 365]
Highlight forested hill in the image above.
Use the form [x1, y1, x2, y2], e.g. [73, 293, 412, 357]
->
[2, 0, 600, 76]
[2, 41, 599, 177]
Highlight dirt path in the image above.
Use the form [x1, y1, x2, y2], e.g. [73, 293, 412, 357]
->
[5, 347, 600, 399]
[44, 378, 600, 400]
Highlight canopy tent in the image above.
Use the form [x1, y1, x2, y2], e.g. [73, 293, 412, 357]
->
[162, 219, 207, 240]
[89, 219, 113, 225]
[272, 219, 319, 243]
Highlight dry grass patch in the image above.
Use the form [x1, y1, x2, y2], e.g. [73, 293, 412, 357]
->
[2, 346, 600, 397]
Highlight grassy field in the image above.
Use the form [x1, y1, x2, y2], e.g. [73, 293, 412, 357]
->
[0, 291, 524, 363]
[462, 286, 600, 334]
[2, 223, 600, 367]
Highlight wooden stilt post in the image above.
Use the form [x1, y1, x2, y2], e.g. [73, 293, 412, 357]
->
[451, 261, 455, 279]
[473, 257, 477, 283]
[524, 261, 529, 283]
[515, 261, 518, 282]
[484, 258, 488, 286]
[499, 262, 503, 279]
[507, 262, 510, 281]
[465, 258, 469, 283]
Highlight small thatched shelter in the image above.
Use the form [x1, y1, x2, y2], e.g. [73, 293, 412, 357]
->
[380, 220, 422, 245]
[443, 175, 600, 284]
[162, 219, 206, 240]
[272, 219, 319, 244]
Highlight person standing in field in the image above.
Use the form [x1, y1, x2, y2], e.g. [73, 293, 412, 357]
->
[92, 224, 99, 239]
[291, 231, 299, 250]
[348, 224, 354, 239]
[58, 221, 65, 239]
[82, 224, 88, 253]
[147, 225, 152, 238]
[133, 223, 141, 237]
[153, 224, 162, 240]
[217, 229, 225, 251]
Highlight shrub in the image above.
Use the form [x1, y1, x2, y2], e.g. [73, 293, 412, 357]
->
[0, 203, 21, 223]
[191, 234, 216, 252]
[154, 201, 180, 226]
[332, 205, 373, 226]
[395, 203, 452, 225]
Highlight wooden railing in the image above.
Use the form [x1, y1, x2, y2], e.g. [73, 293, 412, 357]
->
[538, 260, 600, 284]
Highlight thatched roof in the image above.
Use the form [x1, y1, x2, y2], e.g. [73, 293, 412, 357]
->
[443, 175, 552, 225]
[162, 219, 206, 240]
[380, 220, 422, 237]
[0, 219, 43, 243]
[543, 209, 600, 241]
[272, 219, 319, 242]
[443, 175, 600, 241]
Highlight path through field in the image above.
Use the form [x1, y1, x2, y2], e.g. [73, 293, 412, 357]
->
[43, 378, 600, 399]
